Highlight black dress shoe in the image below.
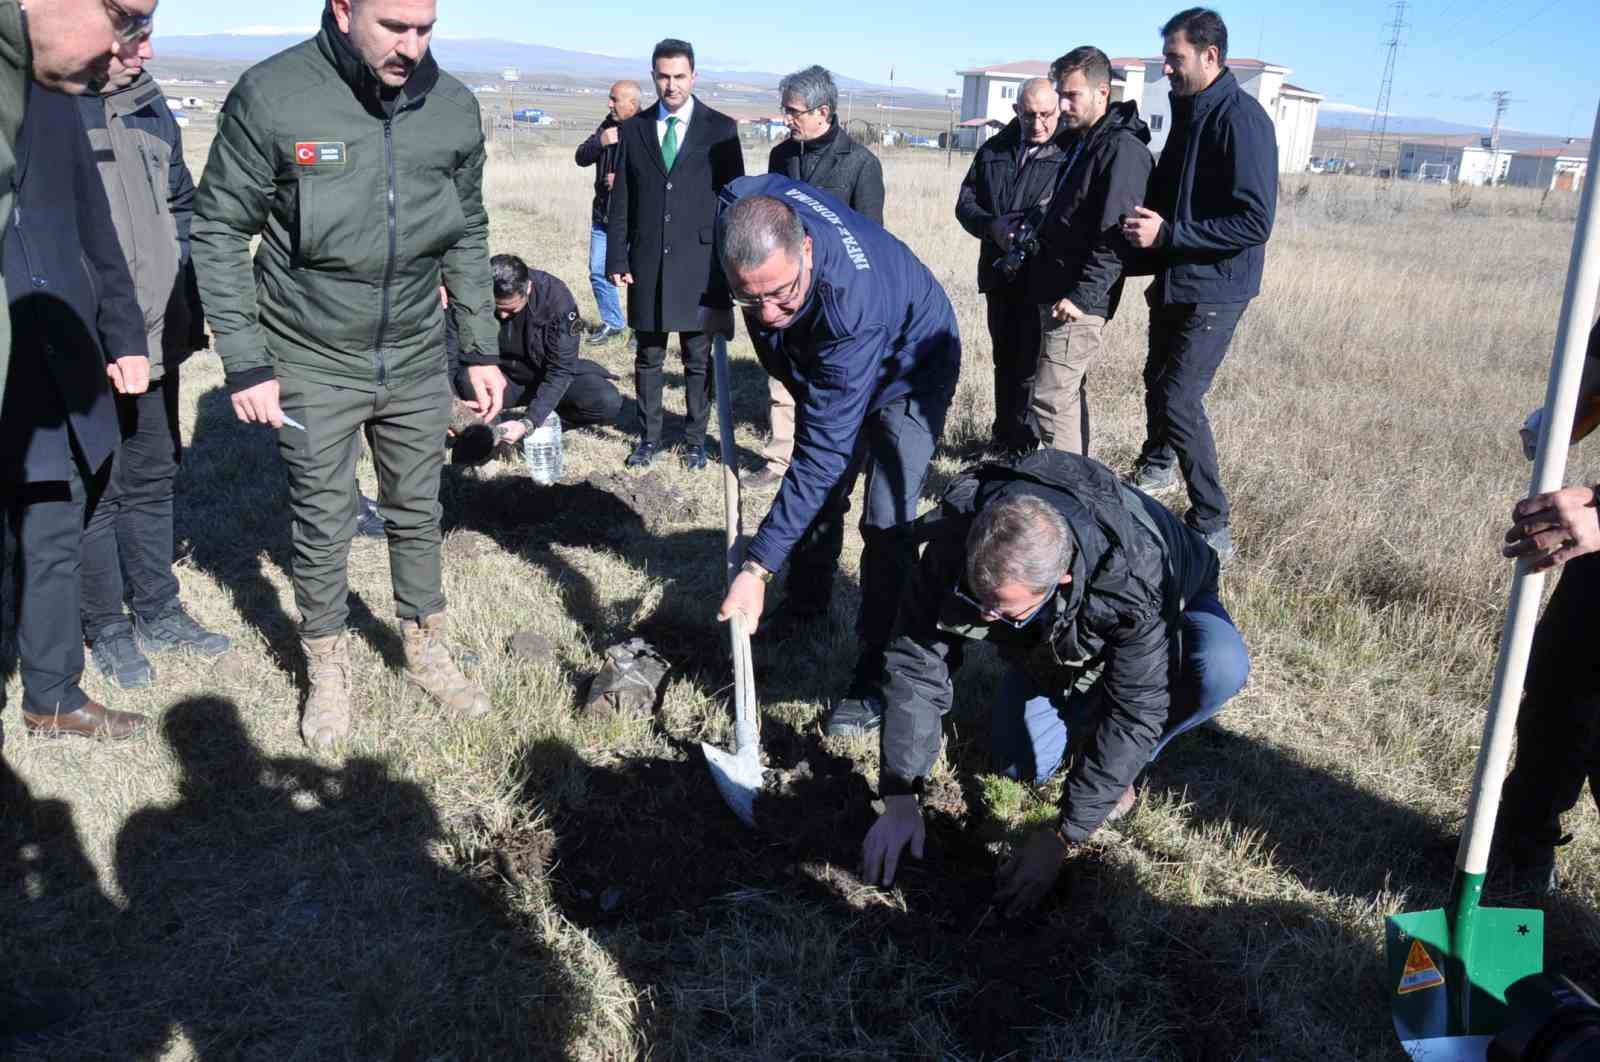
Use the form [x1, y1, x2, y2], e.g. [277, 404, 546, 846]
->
[625, 440, 658, 468]
[585, 324, 625, 345]
[681, 444, 709, 471]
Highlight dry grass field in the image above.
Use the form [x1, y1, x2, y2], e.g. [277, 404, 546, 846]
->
[2, 132, 1595, 1061]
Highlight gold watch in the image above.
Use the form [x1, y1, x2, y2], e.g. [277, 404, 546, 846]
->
[740, 559, 772, 583]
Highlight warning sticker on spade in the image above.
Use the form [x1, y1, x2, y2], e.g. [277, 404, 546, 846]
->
[1397, 939, 1445, 995]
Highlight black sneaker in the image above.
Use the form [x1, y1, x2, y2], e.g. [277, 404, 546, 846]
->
[625, 440, 658, 468]
[1129, 463, 1180, 494]
[135, 602, 232, 658]
[585, 324, 625, 345]
[681, 444, 709, 471]
[824, 691, 884, 738]
[1492, 829, 1568, 900]
[90, 621, 154, 689]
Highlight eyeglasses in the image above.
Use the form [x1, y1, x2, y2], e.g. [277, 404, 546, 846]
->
[730, 261, 804, 309]
[953, 580, 1058, 629]
[103, 0, 153, 45]
[781, 104, 821, 119]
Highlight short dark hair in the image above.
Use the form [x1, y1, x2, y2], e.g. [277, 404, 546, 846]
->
[1049, 46, 1112, 89]
[1161, 7, 1228, 64]
[651, 38, 695, 71]
[490, 254, 529, 300]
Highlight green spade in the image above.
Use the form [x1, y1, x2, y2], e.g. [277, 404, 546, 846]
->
[1385, 107, 1600, 1061]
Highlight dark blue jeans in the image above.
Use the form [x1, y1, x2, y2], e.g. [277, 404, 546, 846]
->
[80, 367, 183, 640]
[588, 225, 625, 330]
[1136, 300, 1247, 534]
[992, 591, 1250, 784]
[785, 386, 953, 653]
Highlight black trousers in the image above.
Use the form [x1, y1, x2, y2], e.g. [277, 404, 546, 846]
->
[80, 366, 184, 640]
[1500, 551, 1600, 851]
[5, 458, 109, 715]
[984, 290, 1040, 451]
[634, 330, 711, 447]
[1136, 299, 1247, 534]
[504, 369, 622, 430]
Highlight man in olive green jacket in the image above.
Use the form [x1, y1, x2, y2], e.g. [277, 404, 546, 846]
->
[192, 0, 506, 751]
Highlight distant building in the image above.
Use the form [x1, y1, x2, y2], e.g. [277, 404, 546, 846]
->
[1397, 138, 1514, 185]
[954, 116, 1005, 151]
[1506, 147, 1588, 192]
[957, 57, 1321, 171]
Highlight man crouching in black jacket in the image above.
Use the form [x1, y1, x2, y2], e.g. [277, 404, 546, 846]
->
[448, 254, 622, 446]
[860, 450, 1250, 914]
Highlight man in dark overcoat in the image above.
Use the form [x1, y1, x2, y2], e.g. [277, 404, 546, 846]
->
[606, 37, 745, 470]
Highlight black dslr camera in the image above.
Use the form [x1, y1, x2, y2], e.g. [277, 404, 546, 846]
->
[993, 204, 1046, 282]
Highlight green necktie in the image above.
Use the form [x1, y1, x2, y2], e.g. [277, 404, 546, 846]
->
[662, 115, 679, 171]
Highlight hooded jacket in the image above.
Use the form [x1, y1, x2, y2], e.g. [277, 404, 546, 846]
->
[766, 121, 885, 226]
[78, 72, 206, 380]
[192, 7, 495, 395]
[955, 118, 1075, 295]
[1142, 68, 1278, 306]
[877, 450, 1220, 843]
[1025, 100, 1153, 320]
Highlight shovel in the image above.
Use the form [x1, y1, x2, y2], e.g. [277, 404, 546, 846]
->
[1385, 105, 1600, 1060]
[702, 335, 764, 827]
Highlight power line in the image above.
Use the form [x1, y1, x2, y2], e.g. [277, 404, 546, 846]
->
[1483, 0, 1562, 48]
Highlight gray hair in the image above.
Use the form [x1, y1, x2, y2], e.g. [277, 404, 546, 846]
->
[965, 494, 1075, 598]
[778, 64, 839, 116]
[717, 195, 805, 276]
[1018, 77, 1056, 103]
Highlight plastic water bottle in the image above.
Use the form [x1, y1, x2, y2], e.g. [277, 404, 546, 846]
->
[522, 411, 564, 485]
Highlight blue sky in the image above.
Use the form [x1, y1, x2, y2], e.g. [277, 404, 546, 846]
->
[156, 0, 1593, 135]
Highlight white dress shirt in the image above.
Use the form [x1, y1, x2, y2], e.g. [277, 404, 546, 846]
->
[655, 95, 695, 149]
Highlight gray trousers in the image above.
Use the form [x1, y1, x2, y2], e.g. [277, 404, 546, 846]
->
[276, 373, 451, 638]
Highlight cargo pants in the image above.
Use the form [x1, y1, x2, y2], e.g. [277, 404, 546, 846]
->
[276, 373, 451, 638]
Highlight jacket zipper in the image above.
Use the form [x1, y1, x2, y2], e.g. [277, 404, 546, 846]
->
[373, 118, 397, 385]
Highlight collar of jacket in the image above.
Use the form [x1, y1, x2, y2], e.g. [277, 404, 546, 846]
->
[1078, 99, 1153, 150]
[1170, 67, 1237, 123]
[100, 71, 163, 120]
[316, 5, 440, 119]
[802, 119, 844, 153]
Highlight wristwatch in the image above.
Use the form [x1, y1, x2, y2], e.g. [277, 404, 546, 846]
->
[740, 559, 772, 583]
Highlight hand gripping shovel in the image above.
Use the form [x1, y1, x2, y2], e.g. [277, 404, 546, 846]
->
[1385, 105, 1600, 1061]
[702, 335, 764, 828]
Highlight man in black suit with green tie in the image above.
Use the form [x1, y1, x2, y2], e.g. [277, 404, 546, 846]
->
[606, 37, 745, 470]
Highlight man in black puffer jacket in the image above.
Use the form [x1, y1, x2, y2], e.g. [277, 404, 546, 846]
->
[1026, 47, 1152, 457]
[859, 450, 1250, 914]
[744, 64, 885, 493]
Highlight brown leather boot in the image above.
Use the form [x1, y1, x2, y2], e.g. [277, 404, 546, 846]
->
[23, 700, 147, 741]
[300, 631, 352, 751]
[402, 613, 490, 719]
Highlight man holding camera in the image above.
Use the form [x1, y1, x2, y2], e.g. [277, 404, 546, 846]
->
[1025, 47, 1151, 456]
[956, 77, 1073, 455]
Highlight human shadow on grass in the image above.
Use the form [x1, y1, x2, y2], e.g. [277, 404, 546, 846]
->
[1, 698, 586, 1060]
[183, 385, 413, 675]
[511, 719, 1386, 1060]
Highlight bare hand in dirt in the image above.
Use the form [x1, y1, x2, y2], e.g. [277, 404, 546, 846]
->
[1121, 206, 1166, 249]
[861, 795, 925, 887]
[464, 364, 507, 423]
[994, 827, 1070, 917]
[717, 571, 767, 632]
[498, 420, 530, 445]
[231, 378, 283, 427]
[1050, 297, 1084, 324]
[1504, 485, 1600, 571]
[107, 355, 150, 395]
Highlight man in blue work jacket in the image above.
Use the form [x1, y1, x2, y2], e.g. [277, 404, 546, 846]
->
[713, 175, 961, 736]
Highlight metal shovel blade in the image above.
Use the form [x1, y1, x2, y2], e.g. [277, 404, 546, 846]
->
[702, 740, 762, 829]
[1386, 904, 1543, 1059]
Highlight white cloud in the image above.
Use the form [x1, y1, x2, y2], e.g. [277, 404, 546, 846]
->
[224, 25, 318, 36]
[1321, 101, 1376, 114]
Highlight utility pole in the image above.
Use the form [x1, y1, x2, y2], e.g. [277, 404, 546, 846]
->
[887, 65, 895, 148]
[1488, 90, 1512, 152]
[946, 89, 956, 168]
[1365, 0, 1408, 178]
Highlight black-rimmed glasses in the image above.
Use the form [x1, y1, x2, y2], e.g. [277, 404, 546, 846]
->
[104, 0, 154, 45]
[952, 580, 1057, 629]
